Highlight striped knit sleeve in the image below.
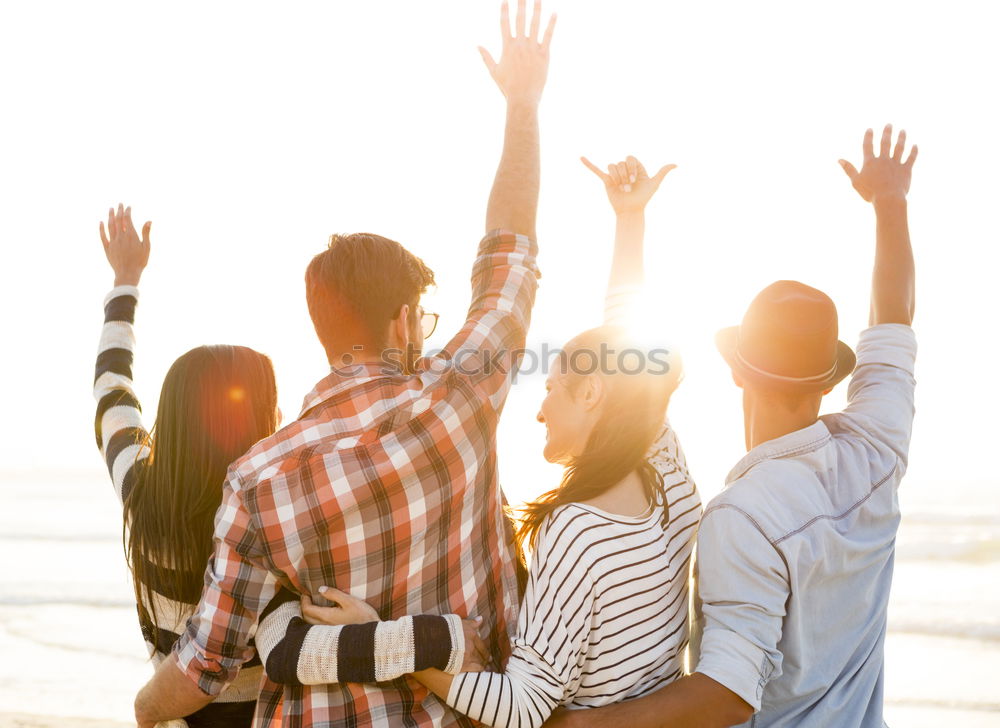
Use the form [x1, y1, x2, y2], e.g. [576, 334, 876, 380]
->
[254, 590, 466, 685]
[94, 285, 150, 503]
[446, 512, 596, 728]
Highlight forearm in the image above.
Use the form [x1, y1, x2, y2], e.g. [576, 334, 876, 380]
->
[486, 101, 540, 238]
[870, 197, 914, 326]
[94, 285, 150, 502]
[412, 667, 456, 702]
[443, 668, 560, 728]
[547, 674, 752, 728]
[135, 654, 213, 725]
[608, 210, 645, 292]
[258, 604, 464, 686]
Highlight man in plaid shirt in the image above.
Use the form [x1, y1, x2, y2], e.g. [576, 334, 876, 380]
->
[134, 2, 554, 726]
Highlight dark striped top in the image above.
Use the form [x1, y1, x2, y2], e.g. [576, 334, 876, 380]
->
[94, 285, 263, 721]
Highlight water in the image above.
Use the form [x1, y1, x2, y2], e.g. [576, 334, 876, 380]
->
[1, 465, 998, 727]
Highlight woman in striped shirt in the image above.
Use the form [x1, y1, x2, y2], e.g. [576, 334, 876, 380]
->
[269, 155, 702, 728]
[94, 205, 280, 726]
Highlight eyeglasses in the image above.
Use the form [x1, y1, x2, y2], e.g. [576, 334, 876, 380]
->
[420, 310, 439, 338]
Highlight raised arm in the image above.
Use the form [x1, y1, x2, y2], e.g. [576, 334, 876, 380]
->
[94, 204, 153, 503]
[581, 155, 675, 305]
[481, 0, 555, 239]
[839, 124, 917, 326]
[430, 1, 553, 408]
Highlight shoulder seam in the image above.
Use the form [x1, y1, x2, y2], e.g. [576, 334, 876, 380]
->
[701, 503, 791, 576]
[772, 459, 900, 545]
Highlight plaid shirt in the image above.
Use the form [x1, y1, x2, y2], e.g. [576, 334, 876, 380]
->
[175, 230, 540, 728]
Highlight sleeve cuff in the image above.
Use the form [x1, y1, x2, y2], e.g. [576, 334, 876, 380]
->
[443, 614, 465, 674]
[105, 284, 140, 305]
[174, 634, 228, 698]
[855, 324, 917, 373]
[696, 627, 776, 712]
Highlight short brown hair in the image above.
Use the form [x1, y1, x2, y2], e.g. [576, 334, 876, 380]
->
[306, 233, 435, 359]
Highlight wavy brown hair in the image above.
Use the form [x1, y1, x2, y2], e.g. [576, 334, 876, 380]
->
[123, 345, 278, 638]
[514, 326, 681, 555]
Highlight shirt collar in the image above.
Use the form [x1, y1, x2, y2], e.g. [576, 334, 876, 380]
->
[725, 420, 832, 485]
[299, 361, 404, 419]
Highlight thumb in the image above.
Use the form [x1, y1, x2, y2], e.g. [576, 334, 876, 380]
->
[478, 46, 498, 75]
[652, 164, 677, 186]
[142, 221, 152, 247]
[838, 159, 859, 182]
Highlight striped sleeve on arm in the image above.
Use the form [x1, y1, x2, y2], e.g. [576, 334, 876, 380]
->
[255, 589, 466, 685]
[94, 285, 150, 503]
[446, 510, 596, 728]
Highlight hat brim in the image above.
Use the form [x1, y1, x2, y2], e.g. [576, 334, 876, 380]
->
[715, 326, 857, 394]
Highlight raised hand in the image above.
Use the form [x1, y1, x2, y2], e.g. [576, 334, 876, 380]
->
[479, 0, 556, 106]
[581, 155, 676, 215]
[100, 203, 151, 287]
[839, 124, 917, 204]
[300, 587, 379, 626]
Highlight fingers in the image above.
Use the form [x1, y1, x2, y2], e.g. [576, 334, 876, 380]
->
[580, 156, 610, 182]
[863, 128, 874, 161]
[652, 164, 677, 185]
[478, 46, 498, 76]
[838, 159, 860, 182]
[905, 144, 918, 169]
[529, 0, 540, 41]
[607, 164, 621, 187]
[125, 206, 133, 234]
[893, 130, 907, 162]
[117, 203, 125, 233]
[108, 207, 115, 239]
[99, 221, 110, 249]
[541, 13, 556, 50]
[516, 0, 526, 37]
[616, 162, 631, 191]
[625, 156, 639, 184]
[500, 1, 512, 47]
[879, 124, 892, 157]
[141, 221, 152, 247]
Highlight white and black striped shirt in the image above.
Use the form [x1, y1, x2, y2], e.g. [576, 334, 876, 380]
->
[94, 286, 263, 719]
[446, 423, 701, 728]
[443, 285, 701, 727]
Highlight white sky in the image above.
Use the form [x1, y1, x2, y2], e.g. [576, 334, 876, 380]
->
[1, 0, 998, 506]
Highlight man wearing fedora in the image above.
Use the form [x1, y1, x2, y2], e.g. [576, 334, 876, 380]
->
[546, 126, 919, 728]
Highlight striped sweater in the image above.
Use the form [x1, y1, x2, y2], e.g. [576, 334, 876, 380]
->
[94, 285, 262, 724]
[95, 286, 465, 723]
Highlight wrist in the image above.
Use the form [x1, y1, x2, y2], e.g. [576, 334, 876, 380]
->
[615, 209, 646, 222]
[114, 273, 142, 287]
[505, 96, 540, 114]
[872, 195, 907, 214]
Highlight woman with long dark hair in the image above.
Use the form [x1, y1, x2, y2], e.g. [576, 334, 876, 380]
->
[261, 155, 703, 728]
[94, 205, 278, 726]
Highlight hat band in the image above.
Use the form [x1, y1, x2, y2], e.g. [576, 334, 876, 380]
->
[735, 347, 838, 383]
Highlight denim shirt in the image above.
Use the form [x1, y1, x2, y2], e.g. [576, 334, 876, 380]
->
[695, 324, 917, 727]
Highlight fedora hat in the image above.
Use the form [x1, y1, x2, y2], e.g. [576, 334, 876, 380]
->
[716, 281, 856, 393]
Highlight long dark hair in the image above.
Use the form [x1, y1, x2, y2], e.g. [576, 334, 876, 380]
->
[515, 326, 681, 555]
[123, 345, 278, 636]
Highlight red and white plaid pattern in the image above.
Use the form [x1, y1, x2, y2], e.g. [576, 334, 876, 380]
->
[175, 231, 540, 728]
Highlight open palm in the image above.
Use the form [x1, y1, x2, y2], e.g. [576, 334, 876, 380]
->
[839, 124, 917, 204]
[100, 203, 151, 287]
